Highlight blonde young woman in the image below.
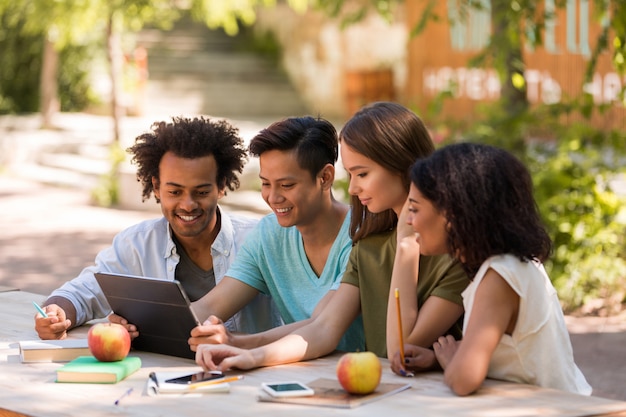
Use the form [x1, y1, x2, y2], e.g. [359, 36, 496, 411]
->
[193, 102, 470, 371]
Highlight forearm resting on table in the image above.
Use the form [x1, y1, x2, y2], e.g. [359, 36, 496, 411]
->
[250, 326, 339, 368]
[233, 318, 313, 349]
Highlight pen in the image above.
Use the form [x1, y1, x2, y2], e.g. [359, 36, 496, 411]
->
[395, 288, 413, 377]
[32, 302, 48, 318]
[114, 388, 133, 406]
[188, 375, 244, 390]
[149, 371, 159, 388]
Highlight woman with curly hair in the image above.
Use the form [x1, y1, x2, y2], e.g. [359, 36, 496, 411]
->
[393, 142, 591, 396]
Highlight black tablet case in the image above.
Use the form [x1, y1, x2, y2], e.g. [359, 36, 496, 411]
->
[94, 272, 200, 359]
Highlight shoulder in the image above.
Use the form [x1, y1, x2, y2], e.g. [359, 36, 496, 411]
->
[477, 254, 545, 294]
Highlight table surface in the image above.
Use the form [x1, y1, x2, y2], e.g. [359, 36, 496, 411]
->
[2, 290, 626, 417]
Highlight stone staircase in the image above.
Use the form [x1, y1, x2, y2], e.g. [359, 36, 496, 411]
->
[136, 22, 308, 121]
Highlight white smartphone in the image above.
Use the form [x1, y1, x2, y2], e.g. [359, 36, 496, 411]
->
[261, 381, 315, 397]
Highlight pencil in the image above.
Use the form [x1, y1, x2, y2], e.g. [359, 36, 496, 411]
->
[394, 288, 405, 364]
[188, 375, 244, 390]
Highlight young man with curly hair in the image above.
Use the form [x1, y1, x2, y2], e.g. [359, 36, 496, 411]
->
[34, 116, 281, 341]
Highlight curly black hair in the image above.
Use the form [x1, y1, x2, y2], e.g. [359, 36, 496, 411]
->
[410, 142, 552, 277]
[127, 116, 247, 202]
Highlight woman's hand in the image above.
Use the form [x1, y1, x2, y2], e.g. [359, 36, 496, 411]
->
[195, 344, 258, 371]
[390, 344, 438, 376]
[433, 335, 460, 370]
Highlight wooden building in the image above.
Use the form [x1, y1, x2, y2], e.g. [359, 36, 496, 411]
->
[405, 0, 625, 130]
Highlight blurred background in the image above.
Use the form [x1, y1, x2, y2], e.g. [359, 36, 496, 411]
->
[1, 1, 625, 316]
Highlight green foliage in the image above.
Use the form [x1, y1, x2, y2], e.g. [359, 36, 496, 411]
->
[0, 2, 101, 113]
[58, 43, 101, 112]
[527, 126, 626, 312]
[0, 7, 41, 113]
[432, 100, 626, 313]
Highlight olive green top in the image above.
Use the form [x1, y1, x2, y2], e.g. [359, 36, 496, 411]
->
[342, 229, 470, 357]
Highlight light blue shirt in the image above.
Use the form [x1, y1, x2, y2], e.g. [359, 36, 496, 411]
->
[226, 212, 365, 352]
[49, 207, 282, 334]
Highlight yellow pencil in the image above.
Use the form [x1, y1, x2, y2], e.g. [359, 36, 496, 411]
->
[394, 288, 406, 364]
[188, 375, 244, 390]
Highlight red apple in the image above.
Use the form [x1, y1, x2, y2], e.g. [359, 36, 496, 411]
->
[87, 323, 131, 362]
[336, 351, 382, 394]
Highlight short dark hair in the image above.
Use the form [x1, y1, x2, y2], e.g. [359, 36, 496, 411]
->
[127, 116, 247, 202]
[340, 102, 435, 242]
[249, 116, 338, 180]
[410, 142, 552, 276]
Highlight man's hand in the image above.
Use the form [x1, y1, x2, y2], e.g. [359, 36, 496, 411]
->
[195, 344, 257, 372]
[188, 315, 232, 351]
[107, 313, 139, 339]
[34, 304, 72, 340]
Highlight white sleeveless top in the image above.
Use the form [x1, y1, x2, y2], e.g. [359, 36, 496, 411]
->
[462, 254, 592, 395]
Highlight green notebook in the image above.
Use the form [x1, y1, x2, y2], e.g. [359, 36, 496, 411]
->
[56, 356, 141, 384]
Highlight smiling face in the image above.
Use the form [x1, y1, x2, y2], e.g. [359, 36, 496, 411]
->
[340, 143, 407, 216]
[152, 151, 223, 241]
[259, 149, 326, 228]
[407, 183, 449, 256]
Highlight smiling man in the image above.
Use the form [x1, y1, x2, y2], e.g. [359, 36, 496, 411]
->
[34, 116, 281, 341]
[189, 116, 365, 353]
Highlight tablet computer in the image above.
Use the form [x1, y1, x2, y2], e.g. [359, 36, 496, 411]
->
[94, 272, 200, 359]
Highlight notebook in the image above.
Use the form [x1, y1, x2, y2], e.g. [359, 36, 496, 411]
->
[94, 272, 200, 359]
[257, 378, 412, 408]
[146, 371, 231, 396]
[19, 339, 91, 363]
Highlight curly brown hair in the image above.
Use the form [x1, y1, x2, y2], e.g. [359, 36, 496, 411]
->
[410, 142, 552, 277]
[127, 116, 247, 202]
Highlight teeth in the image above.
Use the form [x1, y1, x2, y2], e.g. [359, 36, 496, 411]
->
[276, 208, 291, 213]
[179, 215, 196, 221]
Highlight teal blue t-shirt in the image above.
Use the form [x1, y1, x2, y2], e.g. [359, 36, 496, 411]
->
[226, 212, 365, 352]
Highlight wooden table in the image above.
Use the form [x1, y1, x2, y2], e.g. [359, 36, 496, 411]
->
[2, 290, 626, 417]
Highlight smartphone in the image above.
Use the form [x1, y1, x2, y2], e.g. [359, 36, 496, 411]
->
[261, 381, 314, 397]
[165, 370, 225, 385]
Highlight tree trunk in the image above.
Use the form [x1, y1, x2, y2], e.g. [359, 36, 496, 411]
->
[106, 12, 123, 144]
[40, 34, 59, 129]
[491, 0, 528, 116]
